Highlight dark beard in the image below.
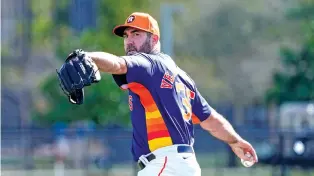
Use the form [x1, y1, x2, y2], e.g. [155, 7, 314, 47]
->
[126, 45, 137, 55]
[126, 37, 152, 55]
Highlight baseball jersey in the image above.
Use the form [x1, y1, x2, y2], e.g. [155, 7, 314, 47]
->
[116, 52, 212, 161]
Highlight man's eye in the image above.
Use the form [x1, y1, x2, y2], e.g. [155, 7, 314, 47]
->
[123, 34, 128, 38]
[135, 33, 140, 36]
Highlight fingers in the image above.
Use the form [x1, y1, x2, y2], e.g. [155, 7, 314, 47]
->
[231, 140, 258, 163]
[72, 57, 90, 84]
[248, 148, 258, 162]
[231, 146, 250, 161]
[245, 142, 258, 162]
[59, 65, 74, 92]
[66, 61, 84, 89]
[241, 153, 252, 161]
[243, 142, 258, 163]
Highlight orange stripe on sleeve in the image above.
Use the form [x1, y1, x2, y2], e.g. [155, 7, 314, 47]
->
[192, 113, 201, 124]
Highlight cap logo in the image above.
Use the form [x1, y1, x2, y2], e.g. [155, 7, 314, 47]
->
[127, 15, 135, 23]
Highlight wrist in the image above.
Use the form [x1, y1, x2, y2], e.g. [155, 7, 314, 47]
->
[227, 140, 239, 145]
[227, 136, 242, 145]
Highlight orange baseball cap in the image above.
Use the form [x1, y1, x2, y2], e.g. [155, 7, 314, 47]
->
[113, 12, 160, 38]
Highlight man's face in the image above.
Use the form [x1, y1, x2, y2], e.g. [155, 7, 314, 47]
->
[123, 27, 152, 55]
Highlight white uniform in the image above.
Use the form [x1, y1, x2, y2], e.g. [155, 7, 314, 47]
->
[137, 145, 201, 176]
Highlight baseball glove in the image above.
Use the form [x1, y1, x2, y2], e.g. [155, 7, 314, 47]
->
[56, 49, 101, 104]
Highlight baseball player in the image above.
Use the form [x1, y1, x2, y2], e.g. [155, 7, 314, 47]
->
[84, 12, 258, 175]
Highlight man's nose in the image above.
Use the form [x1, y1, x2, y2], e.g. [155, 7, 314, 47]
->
[126, 38, 134, 45]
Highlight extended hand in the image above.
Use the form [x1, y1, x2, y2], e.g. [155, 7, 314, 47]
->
[229, 139, 258, 163]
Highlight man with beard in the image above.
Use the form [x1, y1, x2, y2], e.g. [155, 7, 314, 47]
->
[85, 12, 258, 175]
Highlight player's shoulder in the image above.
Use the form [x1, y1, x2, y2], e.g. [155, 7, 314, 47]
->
[137, 52, 171, 60]
[177, 67, 197, 90]
[126, 52, 157, 63]
[122, 53, 156, 68]
[129, 52, 174, 68]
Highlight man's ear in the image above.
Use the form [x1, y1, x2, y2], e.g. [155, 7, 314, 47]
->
[152, 34, 159, 45]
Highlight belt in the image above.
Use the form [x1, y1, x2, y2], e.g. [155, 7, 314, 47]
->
[138, 145, 194, 170]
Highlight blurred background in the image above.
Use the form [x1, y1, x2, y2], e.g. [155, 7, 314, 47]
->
[1, 0, 314, 175]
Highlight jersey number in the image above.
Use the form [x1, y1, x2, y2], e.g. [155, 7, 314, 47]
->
[176, 82, 192, 122]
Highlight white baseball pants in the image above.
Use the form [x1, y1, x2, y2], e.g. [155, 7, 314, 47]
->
[137, 145, 201, 176]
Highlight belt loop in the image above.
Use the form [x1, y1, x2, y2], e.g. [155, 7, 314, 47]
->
[138, 155, 150, 166]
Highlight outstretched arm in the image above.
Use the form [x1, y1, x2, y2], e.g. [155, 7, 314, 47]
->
[200, 110, 241, 144]
[200, 109, 258, 163]
[86, 52, 127, 74]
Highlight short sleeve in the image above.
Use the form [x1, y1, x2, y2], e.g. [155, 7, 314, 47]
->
[192, 89, 212, 122]
[122, 53, 154, 84]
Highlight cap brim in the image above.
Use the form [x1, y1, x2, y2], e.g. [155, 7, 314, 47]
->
[112, 24, 152, 37]
[113, 25, 128, 37]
